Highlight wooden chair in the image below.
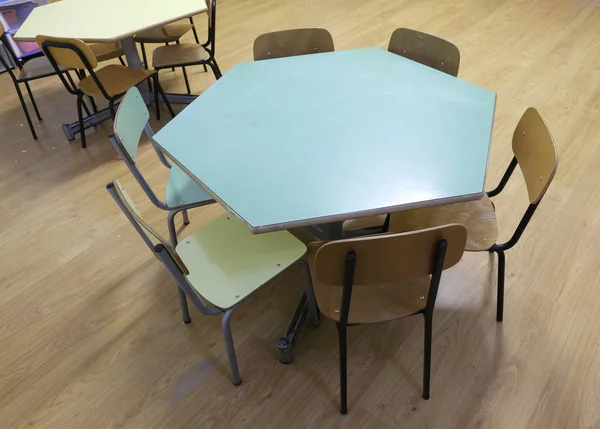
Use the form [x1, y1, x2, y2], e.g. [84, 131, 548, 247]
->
[109, 86, 215, 249]
[388, 28, 460, 76]
[0, 21, 75, 140]
[107, 179, 308, 385]
[387, 108, 558, 322]
[253, 28, 334, 61]
[152, 0, 221, 93]
[37, 35, 174, 149]
[308, 224, 467, 413]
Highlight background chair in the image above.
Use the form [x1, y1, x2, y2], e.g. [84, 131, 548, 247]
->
[0, 21, 73, 140]
[387, 108, 558, 322]
[37, 35, 174, 149]
[107, 179, 308, 385]
[388, 28, 460, 76]
[308, 224, 467, 413]
[109, 86, 215, 248]
[152, 0, 221, 93]
[253, 28, 334, 61]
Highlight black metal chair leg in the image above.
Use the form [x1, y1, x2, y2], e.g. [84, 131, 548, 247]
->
[169, 42, 175, 72]
[207, 61, 220, 81]
[108, 100, 116, 121]
[88, 96, 98, 113]
[23, 81, 42, 121]
[423, 313, 433, 400]
[14, 81, 37, 140]
[154, 76, 175, 119]
[190, 17, 200, 44]
[496, 250, 505, 322]
[181, 66, 191, 94]
[118, 56, 126, 66]
[213, 59, 223, 79]
[153, 76, 161, 121]
[76, 93, 86, 148]
[140, 43, 148, 69]
[203, 64, 207, 72]
[337, 322, 348, 415]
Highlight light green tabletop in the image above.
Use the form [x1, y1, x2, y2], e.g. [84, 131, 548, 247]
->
[153, 47, 496, 234]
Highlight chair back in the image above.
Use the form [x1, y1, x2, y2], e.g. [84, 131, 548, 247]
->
[388, 28, 460, 76]
[313, 224, 466, 286]
[0, 22, 19, 80]
[253, 28, 334, 61]
[113, 87, 149, 164]
[512, 108, 558, 204]
[107, 179, 189, 274]
[36, 35, 98, 70]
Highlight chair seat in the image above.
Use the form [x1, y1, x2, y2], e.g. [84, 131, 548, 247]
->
[89, 42, 125, 63]
[79, 65, 155, 98]
[134, 22, 194, 44]
[165, 165, 214, 208]
[389, 194, 498, 251]
[176, 214, 307, 309]
[342, 214, 387, 232]
[307, 243, 429, 324]
[19, 56, 66, 80]
[152, 43, 209, 69]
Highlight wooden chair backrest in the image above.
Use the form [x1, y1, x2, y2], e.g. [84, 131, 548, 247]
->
[113, 87, 149, 164]
[36, 35, 98, 69]
[512, 108, 558, 204]
[110, 179, 190, 275]
[313, 224, 466, 286]
[388, 28, 460, 76]
[253, 28, 334, 61]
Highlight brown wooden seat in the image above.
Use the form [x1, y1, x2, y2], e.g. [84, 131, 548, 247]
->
[89, 41, 125, 63]
[151, 0, 221, 93]
[253, 28, 334, 61]
[389, 108, 558, 322]
[134, 21, 194, 44]
[388, 28, 460, 76]
[308, 224, 467, 413]
[37, 35, 174, 149]
[78, 65, 155, 97]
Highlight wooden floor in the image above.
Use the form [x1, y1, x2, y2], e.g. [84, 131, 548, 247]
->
[1, 0, 599, 427]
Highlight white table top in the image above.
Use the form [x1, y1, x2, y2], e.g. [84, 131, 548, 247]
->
[14, 0, 206, 43]
[153, 48, 497, 234]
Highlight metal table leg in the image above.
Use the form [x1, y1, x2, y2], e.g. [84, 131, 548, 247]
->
[277, 291, 308, 364]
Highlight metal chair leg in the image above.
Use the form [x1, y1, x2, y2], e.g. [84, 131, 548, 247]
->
[167, 209, 179, 247]
[203, 64, 207, 72]
[337, 322, 348, 414]
[177, 286, 192, 323]
[496, 250, 505, 322]
[155, 77, 176, 119]
[169, 42, 175, 72]
[13, 81, 37, 140]
[190, 17, 200, 44]
[23, 81, 42, 121]
[212, 59, 223, 79]
[88, 96, 98, 113]
[182, 209, 190, 225]
[422, 312, 433, 400]
[207, 61, 221, 81]
[153, 75, 161, 121]
[140, 43, 148, 69]
[118, 56, 126, 66]
[222, 308, 242, 386]
[108, 100, 116, 121]
[76, 92, 86, 148]
[181, 66, 191, 94]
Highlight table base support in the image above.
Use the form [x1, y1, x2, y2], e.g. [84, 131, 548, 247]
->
[61, 106, 113, 142]
[277, 291, 308, 364]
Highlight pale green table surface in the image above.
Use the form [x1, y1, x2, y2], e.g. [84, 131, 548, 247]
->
[153, 47, 496, 234]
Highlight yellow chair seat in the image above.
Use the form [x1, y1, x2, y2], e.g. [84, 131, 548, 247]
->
[79, 65, 155, 98]
[152, 43, 209, 68]
[134, 22, 194, 44]
[176, 214, 307, 309]
[389, 195, 498, 251]
[19, 56, 67, 80]
[307, 243, 429, 324]
[89, 42, 125, 63]
[342, 214, 387, 232]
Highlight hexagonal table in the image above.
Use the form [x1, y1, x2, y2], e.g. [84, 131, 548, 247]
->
[154, 47, 496, 234]
[154, 47, 496, 362]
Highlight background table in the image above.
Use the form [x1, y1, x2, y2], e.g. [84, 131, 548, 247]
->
[14, 0, 206, 140]
[154, 47, 497, 234]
